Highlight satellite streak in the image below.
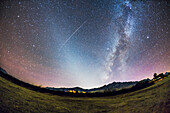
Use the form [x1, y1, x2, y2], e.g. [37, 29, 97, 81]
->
[59, 19, 88, 52]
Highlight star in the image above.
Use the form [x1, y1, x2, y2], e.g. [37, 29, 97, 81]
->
[0, 0, 169, 88]
[33, 45, 35, 48]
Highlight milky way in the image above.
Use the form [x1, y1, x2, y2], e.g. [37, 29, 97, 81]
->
[0, 0, 169, 88]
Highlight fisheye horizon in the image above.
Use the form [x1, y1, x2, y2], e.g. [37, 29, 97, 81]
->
[0, 0, 169, 88]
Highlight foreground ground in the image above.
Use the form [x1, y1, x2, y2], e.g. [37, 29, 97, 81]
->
[0, 76, 169, 113]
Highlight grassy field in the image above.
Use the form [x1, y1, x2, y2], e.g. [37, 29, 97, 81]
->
[0, 76, 169, 113]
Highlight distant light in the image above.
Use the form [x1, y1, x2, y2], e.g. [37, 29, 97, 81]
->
[33, 45, 35, 47]
[147, 36, 149, 39]
[17, 15, 20, 18]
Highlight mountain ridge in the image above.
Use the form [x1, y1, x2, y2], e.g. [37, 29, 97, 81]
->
[0, 67, 169, 95]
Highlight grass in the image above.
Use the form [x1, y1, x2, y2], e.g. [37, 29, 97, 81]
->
[0, 76, 169, 113]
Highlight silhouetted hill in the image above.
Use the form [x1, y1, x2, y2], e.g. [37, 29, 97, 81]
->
[0, 67, 137, 93]
[47, 81, 137, 93]
[0, 67, 169, 97]
[0, 67, 7, 74]
[0, 69, 169, 113]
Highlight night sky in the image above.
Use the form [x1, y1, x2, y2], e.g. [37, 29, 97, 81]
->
[0, 0, 169, 88]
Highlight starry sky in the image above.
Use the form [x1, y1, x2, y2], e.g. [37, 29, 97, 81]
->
[0, 0, 169, 88]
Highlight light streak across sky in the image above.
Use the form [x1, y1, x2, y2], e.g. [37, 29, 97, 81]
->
[0, 0, 169, 88]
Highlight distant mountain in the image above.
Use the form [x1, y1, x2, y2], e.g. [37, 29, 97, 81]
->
[46, 87, 89, 92]
[92, 81, 137, 93]
[0, 67, 147, 93]
[1, 66, 169, 98]
[47, 81, 137, 93]
[0, 67, 137, 93]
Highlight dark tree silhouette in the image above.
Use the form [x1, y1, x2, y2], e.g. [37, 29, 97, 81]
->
[153, 73, 157, 79]
[158, 73, 164, 78]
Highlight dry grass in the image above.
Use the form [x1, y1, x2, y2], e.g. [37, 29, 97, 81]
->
[0, 76, 169, 113]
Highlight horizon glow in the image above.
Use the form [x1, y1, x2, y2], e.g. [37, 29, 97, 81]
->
[0, 0, 169, 88]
